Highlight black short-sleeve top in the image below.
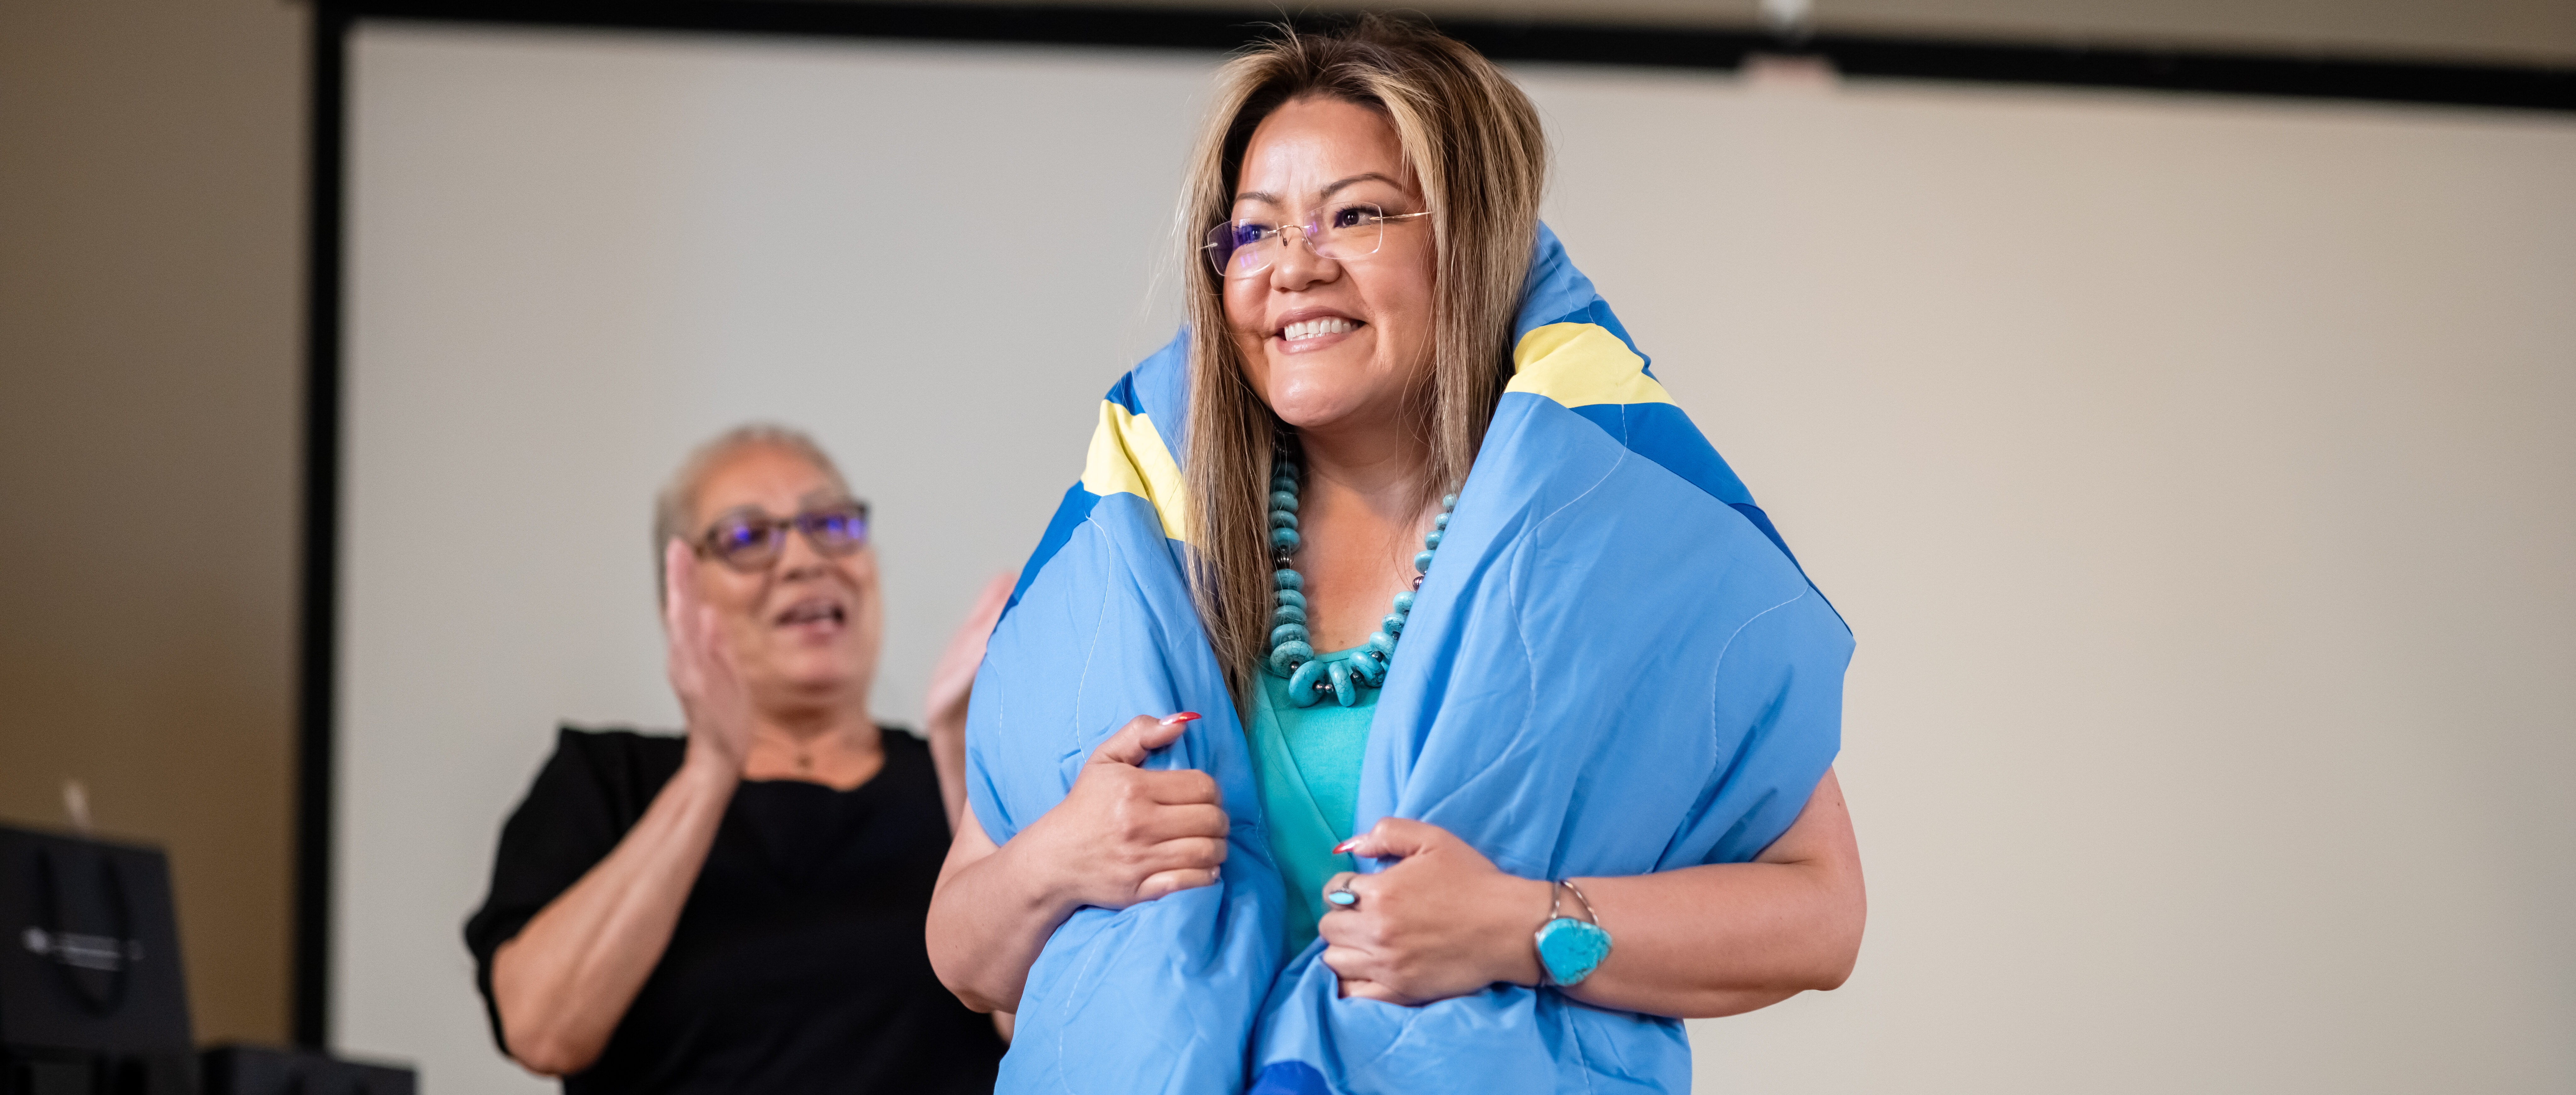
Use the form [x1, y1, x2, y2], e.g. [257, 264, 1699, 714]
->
[463, 727, 1004, 1094]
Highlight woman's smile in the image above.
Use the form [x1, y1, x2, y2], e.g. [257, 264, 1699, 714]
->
[770, 593, 849, 640]
[1274, 308, 1366, 353]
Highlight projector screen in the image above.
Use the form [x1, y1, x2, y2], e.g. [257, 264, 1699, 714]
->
[339, 20, 2576, 1094]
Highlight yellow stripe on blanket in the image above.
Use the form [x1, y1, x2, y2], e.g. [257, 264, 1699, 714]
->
[1506, 322, 1674, 409]
[1080, 399, 1192, 544]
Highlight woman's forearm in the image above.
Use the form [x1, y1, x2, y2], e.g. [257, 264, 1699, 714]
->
[491, 751, 738, 1075]
[925, 810, 1078, 1013]
[1555, 860, 1862, 1017]
[924, 712, 969, 829]
[1558, 770, 1864, 1018]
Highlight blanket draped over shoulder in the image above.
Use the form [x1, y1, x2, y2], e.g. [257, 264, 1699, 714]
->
[965, 226, 1853, 1095]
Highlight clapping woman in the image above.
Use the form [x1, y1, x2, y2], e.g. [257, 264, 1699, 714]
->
[466, 425, 1009, 1093]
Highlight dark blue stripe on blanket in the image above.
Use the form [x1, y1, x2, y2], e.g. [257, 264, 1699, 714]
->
[1731, 501, 1799, 569]
[1249, 1062, 1332, 1095]
[1564, 400, 1823, 608]
[1570, 402, 1754, 506]
[1003, 482, 1096, 617]
[1105, 372, 1146, 414]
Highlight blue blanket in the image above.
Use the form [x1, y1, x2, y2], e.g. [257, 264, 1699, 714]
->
[966, 226, 1853, 1094]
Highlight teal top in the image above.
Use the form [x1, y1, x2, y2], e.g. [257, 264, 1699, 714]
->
[1245, 645, 1377, 959]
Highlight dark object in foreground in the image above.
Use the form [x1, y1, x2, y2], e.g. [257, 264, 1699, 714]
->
[0, 824, 193, 1095]
[201, 1044, 416, 1095]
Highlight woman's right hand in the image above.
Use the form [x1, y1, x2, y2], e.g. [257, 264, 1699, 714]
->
[927, 712, 1228, 1012]
[663, 539, 756, 773]
[1018, 713, 1230, 910]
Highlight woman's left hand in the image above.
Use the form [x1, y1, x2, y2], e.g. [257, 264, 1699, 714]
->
[1318, 818, 1554, 1005]
[924, 571, 1014, 828]
[926, 572, 1015, 734]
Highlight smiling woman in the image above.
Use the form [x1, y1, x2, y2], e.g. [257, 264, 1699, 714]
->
[462, 425, 1010, 1093]
[926, 15, 1861, 1095]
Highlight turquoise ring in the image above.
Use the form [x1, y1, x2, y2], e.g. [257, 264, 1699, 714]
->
[1325, 885, 1360, 909]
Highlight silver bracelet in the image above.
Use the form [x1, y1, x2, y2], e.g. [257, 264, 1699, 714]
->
[1533, 879, 1612, 987]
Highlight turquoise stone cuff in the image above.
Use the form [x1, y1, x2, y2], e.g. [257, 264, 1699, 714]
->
[1535, 916, 1613, 987]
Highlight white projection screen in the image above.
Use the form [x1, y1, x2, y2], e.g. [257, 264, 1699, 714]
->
[339, 20, 2576, 1095]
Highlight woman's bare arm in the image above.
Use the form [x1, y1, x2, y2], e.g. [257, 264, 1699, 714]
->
[490, 749, 737, 1075]
[923, 574, 1014, 829]
[1322, 769, 1864, 1019]
[492, 542, 761, 1075]
[926, 714, 1230, 1013]
[1556, 768, 1864, 1017]
[923, 810, 1051, 1013]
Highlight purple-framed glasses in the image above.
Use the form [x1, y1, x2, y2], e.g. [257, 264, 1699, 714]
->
[1203, 201, 1431, 278]
[693, 500, 869, 572]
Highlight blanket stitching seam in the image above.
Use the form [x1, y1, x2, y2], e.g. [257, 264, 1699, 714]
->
[1709, 591, 1806, 745]
[1525, 416, 1625, 1084]
[1524, 436, 1622, 839]
[1714, 591, 1803, 675]
[1052, 514, 1118, 1094]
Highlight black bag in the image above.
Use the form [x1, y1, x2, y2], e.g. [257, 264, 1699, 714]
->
[0, 824, 193, 1095]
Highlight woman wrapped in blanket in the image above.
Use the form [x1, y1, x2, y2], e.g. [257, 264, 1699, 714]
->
[927, 16, 1863, 1094]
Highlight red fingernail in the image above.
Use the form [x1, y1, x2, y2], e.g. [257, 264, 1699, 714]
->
[1165, 711, 1201, 724]
[1331, 839, 1358, 854]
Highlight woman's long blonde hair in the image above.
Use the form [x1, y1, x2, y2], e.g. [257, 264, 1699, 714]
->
[1178, 16, 1548, 697]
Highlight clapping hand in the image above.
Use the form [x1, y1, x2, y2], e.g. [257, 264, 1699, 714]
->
[924, 572, 1013, 826]
[925, 572, 1014, 740]
[664, 539, 757, 774]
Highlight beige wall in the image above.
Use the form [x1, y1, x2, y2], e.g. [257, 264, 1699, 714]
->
[0, 0, 304, 1046]
[0, 0, 2566, 1067]
[341, 26, 2576, 1094]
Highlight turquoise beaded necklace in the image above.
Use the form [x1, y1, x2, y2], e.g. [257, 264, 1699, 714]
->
[1261, 455, 1457, 709]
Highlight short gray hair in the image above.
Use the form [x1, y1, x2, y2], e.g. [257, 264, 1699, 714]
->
[652, 423, 853, 605]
